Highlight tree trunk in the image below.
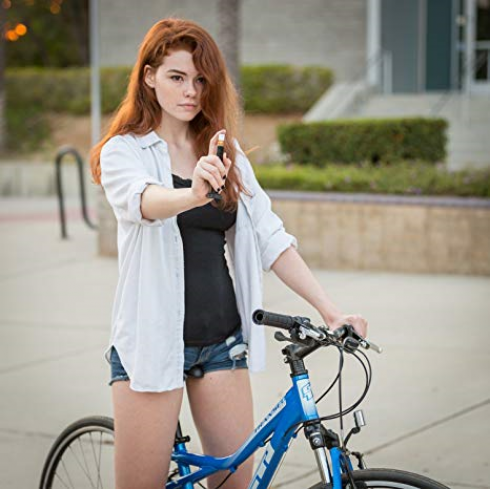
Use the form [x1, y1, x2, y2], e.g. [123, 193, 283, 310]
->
[217, 0, 242, 92]
[64, 0, 90, 66]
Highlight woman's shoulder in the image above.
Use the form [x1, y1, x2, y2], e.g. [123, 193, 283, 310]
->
[102, 133, 140, 153]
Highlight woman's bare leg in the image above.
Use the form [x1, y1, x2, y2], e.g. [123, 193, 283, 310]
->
[187, 369, 254, 489]
[112, 381, 183, 489]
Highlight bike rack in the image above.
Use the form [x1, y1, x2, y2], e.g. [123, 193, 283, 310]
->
[55, 146, 98, 239]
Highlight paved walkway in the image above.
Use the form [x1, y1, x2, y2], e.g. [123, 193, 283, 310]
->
[0, 197, 489, 488]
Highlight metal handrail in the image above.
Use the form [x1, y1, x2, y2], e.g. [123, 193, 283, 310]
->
[323, 49, 389, 120]
[55, 146, 97, 239]
[430, 50, 488, 116]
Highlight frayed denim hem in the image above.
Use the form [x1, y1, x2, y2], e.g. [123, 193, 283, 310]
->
[108, 374, 130, 386]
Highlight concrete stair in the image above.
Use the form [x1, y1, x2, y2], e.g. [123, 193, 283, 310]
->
[303, 81, 372, 122]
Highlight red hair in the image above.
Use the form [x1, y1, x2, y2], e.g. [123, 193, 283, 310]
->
[90, 18, 248, 211]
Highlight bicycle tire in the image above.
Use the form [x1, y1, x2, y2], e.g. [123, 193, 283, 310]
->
[308, 468, 450, 489]
[39, 415, 115, 489]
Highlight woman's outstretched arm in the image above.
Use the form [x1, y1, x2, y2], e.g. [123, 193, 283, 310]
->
[271, 246, 368, 337]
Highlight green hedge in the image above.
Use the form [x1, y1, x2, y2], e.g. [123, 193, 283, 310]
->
[5, 104, 50, 152]
[4, 67, 128, 115]
[5, 64, 333, 116]
[278, 118, 448, 165]
[253, 162, 490, 198]
[241, 65, 333, 113]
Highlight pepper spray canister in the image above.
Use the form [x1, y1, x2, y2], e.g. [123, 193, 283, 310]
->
[206, 132, 225, 201]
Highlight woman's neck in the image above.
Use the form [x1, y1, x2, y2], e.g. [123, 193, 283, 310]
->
[155, 113, 193, 148]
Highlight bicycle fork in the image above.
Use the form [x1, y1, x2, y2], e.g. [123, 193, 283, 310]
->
[304, 423, 333, 485]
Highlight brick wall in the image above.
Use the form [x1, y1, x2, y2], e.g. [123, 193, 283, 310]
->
[271, 194, 490, 275]
[99, 190, 490, 275]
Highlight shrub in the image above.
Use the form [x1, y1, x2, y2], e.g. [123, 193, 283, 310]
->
[253, 162, 490, 198]
[4, 65, 333, 152]
[278, 118, 448, 165]
[5, 65, 333, 116]
[5, 105, 50, 152]
[5, 67, 117, 115]
[241, 65, 333, 113]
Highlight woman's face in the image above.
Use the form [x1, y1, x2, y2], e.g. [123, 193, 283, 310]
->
[144, 49, 204, 123]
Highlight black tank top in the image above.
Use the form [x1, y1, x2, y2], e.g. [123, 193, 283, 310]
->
[172, 174, 241, 346]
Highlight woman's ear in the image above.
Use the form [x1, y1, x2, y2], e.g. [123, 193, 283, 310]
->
[144, 65, 155, 89]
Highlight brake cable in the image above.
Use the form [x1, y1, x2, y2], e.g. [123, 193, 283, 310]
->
[290, 342, 371, 438]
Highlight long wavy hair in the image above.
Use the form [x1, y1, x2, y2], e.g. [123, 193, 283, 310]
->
[90, 18, 248, 211]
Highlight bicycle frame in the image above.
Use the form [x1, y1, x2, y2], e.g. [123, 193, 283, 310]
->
[167, 372, 348, 489]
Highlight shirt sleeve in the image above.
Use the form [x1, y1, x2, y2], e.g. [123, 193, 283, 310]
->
[100, 136, 165, 227]
[235, 142, 298, 272]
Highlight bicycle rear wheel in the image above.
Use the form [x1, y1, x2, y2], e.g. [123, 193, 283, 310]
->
[308, 468, 450, 488]
[39, 416, 115, 489]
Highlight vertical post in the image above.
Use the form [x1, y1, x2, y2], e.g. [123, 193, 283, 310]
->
[383, 51, 393, 94]
[90, 0, 101, 148]
[55, 154, 68, 240]
[450, 0, 459, 90]
[487, 49, 490, 80]
[464, 0, 475, 93]
[0, 5, 6, 153]
[418, 0, 427, 92]
[89, 0, 116, 256]
[367, 0, 382, 88]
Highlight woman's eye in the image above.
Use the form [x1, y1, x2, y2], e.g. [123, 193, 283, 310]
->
[171, 75, 183, 81]
[196, 77, 205, 85]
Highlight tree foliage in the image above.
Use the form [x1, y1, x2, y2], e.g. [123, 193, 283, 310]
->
[4, 0, 89, 67]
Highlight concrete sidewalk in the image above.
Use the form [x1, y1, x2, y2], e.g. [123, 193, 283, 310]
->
[0, 197, 489, 489]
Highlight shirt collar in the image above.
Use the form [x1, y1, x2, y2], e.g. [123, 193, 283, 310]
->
[136, 131, 168, 150]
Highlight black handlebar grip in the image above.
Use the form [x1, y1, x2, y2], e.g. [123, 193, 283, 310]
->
[252, 309, 296, 330]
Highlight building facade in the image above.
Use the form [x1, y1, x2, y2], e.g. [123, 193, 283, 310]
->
[367, 0, 490, 94]
[100, 0, 489, 94]
[100, 0, 367, 81]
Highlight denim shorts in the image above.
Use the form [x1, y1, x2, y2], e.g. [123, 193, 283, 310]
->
[108, 329, 248, 386]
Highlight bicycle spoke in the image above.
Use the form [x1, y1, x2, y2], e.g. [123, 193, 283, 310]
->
[77, 436, 96, 487]
[67, 440, 96, 488]
[53, 471, 73, 489]
[58, 457, 76, 489]
[97, 431, 105, 489]
[88, 432, 104, 489]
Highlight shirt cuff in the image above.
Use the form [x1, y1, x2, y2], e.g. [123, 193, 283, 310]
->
[128, 178, 165, 227]
[261, 231, 298, 272]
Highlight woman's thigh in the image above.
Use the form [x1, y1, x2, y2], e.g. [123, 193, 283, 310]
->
[112, 381, 183, 489]
[186, 369, 254, 489]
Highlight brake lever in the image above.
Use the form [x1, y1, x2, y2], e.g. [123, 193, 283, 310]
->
[359, 339, 383, 354]
[343, 337, 360, 353]
[331, 324, 383, 354]
[347, 327, 384, 354]
[274, 331, 290, 342]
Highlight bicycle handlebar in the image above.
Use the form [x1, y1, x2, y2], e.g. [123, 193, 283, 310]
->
[252, 309, 382, 354]
[252, 310, 297, 330]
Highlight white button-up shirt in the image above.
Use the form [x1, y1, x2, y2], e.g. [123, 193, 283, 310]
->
[100, 131, 297, 392]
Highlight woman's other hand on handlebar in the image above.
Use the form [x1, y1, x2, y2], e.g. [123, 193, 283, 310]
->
[326, 314, 368, 339]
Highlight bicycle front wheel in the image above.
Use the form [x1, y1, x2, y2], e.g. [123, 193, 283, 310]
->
[39, 415, 115, 489]
[309, 468, 450, 489]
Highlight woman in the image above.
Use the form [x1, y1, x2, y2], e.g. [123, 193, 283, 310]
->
[90, 18, 368, 489]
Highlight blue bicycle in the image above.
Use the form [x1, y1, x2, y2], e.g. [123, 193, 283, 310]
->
[40, 309, 449, 489]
